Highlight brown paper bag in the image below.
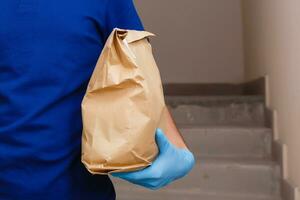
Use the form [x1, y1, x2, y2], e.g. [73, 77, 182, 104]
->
[81, 28, 167, 174]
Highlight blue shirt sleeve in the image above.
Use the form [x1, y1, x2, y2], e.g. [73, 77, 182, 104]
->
[104, 0, 145, 40]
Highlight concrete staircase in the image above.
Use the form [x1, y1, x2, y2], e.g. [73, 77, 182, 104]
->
[111, 95, 282, 200]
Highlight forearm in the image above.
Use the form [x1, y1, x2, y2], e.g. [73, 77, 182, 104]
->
[163, 107, 188, 149]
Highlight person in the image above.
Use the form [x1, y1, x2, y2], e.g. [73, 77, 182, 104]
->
[0, 0, 195, 199]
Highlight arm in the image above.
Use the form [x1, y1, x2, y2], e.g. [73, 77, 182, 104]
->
[163, 107, 188, 149]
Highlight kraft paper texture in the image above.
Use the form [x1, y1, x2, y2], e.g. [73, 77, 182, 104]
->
[81, 28, 167, 175]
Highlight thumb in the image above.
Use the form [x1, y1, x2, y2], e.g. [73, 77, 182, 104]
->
[155, 128, 171, 153]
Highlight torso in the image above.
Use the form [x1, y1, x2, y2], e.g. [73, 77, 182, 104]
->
[0, 0, 115, 199]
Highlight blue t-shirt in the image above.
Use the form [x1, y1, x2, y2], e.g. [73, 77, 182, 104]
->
[0, 0, 144, 199]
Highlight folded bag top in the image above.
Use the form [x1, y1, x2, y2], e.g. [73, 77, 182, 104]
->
[81, 28, 167, 175]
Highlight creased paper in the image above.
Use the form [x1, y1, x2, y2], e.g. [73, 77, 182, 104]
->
[81, 28, 167, 175]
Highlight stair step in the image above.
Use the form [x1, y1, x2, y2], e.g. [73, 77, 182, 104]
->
[115, 188, 282, 200]
[166, 95, 265, 126]
[112, 158, 281, 198]
[181, 126, 272, 159]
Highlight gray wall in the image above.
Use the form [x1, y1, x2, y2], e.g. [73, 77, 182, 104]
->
[135, 0, 244, 84]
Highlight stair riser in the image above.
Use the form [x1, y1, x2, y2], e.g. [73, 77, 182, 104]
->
[169, 103, 265, 126]
[188, 162, 281, 196]
[181, 128, 272, 159]
[115, 189, 201, 200]
[115, 190, 281, 200]
[116, 193, 197, 200]
[113, 162, 281, 197]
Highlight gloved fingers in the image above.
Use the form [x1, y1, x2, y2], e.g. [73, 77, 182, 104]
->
[129, 178, 168, 190]
[156, 180, 171, 189]
[146, 178, 172, 190]
[111, 171, 142, 180]
[131, 179, 164, 190]
[155, 128, 171, 153]
[112, 172, 159, 188]
[111, 166, 167, 189]
[113, 176, 152, 189]
[111, 164, 154, 181]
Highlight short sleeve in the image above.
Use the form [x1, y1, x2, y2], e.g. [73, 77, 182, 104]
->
[103, 0, 145, 40]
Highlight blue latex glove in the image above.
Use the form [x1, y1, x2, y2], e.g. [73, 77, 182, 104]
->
[111, 128, 195, 190]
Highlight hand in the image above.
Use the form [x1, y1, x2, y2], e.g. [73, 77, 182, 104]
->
[111, 128, 195, 190]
